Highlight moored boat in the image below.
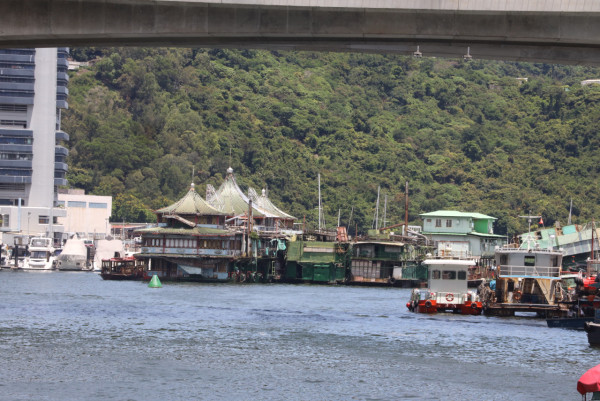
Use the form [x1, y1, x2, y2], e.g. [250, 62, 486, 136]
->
[547, 316, 594, 329]
[22, 237, 57, 270]
[100, 256, 145, 280]
[56, 236, 94, 271]
[481, 242, 564, 317]
[407, 254, 482, 315]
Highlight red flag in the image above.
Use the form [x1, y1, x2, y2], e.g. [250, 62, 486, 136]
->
[539, 218, 544, 225]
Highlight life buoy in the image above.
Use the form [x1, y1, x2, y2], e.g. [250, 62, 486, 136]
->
[425, 300, 432, 308]
[513, 291, 522, 301]
[446, 293, 454, 302]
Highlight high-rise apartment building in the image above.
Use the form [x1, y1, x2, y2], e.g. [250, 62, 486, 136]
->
[0, 48, 69, 245]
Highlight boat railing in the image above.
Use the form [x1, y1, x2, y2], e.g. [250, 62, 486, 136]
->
[498, 264, 561, 278]
[435, 248, 472, 259]
[433, 291, 474, 304]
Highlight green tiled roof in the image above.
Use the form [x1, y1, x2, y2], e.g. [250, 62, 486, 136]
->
[155, 184, 225, 216]
[420, 210, 496, 220]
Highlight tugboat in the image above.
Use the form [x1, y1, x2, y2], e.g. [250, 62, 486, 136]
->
[407, 249, 482, 315]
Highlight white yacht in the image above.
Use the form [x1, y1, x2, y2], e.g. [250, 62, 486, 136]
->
[57, 236, 93, 271]
[22, 237, 56, 270]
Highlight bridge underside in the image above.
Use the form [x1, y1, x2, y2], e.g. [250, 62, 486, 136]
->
[2, 0, 600, 65]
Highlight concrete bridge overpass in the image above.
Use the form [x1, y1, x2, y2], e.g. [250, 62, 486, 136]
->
[2, 0, 600, 65]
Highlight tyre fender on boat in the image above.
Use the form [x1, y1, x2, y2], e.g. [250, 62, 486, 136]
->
[513, 291, 522, 301]
[471, 302, 478, 309]
[425, 300, 432, 308]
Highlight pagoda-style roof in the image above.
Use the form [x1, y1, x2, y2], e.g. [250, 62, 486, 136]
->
[214, 167, 268, 217]
[254, 188, 296, 220]
[156, 183, 226, 216]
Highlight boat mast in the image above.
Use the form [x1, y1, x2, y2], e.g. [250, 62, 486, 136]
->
[592, 218, 595, 261]
[568, 198, 573, 225]
[382, 194, 387, 229]
[405, 181, 409, 236]
[317, 173, 325, 231]
[348, 206, 354, 236]
[318, 173, 321, 230]
[373, 186, 380, 230]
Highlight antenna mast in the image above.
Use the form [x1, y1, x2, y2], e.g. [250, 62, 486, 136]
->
[518, 211, 541, 250]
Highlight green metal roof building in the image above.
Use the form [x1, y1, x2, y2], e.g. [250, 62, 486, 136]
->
[420, 210, 505, 257]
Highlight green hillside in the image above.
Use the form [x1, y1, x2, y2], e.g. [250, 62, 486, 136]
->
[63, 47, 600, 235]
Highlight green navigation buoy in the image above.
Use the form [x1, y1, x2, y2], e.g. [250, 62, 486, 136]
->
[148, 274, 162, 288]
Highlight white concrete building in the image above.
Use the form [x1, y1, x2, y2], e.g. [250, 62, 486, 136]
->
[57, 189, 112, 239]
[0, 48, 69, 245]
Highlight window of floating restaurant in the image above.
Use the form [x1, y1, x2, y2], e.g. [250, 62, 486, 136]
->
[446, 219, 452, 228]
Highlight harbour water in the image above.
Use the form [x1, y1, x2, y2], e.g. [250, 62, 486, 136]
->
[0, 270, 596, 400]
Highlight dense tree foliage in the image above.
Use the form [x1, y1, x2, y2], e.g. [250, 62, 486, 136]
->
[64, 48, 600, 234]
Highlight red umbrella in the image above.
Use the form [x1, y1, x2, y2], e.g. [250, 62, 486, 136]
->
[578, 365, 600, 395]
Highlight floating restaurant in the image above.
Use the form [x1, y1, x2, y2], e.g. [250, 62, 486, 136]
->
[135, 167, 298, 282]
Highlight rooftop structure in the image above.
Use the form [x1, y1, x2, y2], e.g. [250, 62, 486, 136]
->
[420, 210, 505, 258]
[210, 167, 296, 232]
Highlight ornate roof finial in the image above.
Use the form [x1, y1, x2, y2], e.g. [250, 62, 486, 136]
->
[227, 167, 233, 174]
[190, 182, 195, 190]
[262, 188, 266, 196]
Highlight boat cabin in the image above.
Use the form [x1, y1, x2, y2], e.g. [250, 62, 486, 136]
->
[495, 248, 562, 278]
[426, 259, 474, 295]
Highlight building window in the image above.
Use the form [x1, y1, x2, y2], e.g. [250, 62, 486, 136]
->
[0, 104, 27, 112]
[0, 153, 32, 160]
[426, 219, 431, 223]
[0, 214, 8, 227]
[435, 219, 442, 228]
[524, 256, 535, 266]
[446, 219, 452, 228]
[89, 202, 107, 209]
[39, 216, 49, 224]
[0, 120, 27, 128]
[0, 169, 31, 176]
[57, 200, 65, 207]
[0, 137, 32, 145]
[68, 201, 86, 208]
